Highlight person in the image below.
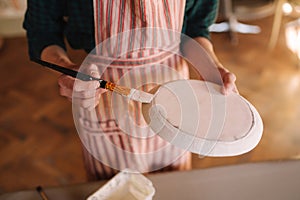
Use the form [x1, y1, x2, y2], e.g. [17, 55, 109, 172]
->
[24, 0, 238, 180]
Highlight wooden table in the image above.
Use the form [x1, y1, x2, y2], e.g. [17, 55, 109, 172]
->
[1, 160, 300, 200]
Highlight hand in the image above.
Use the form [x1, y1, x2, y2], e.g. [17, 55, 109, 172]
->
[41, 45, 106, 109]
[58, 65, 106, 110]
[217, 67, 239, 95]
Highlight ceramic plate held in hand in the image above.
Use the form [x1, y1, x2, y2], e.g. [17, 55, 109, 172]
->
[142, 80, 263, 157]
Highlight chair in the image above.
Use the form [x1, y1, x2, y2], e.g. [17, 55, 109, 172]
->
[210, 0, 275, 44]
[268, 0, 300, 50]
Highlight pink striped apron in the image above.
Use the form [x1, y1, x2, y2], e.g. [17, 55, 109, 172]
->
[76, 0, 191, 180]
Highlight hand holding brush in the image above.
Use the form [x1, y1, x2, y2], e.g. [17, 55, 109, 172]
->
[32, 58, 154, 108]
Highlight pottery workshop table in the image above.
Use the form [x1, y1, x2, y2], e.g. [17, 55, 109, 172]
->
[1, 160, 300, 200]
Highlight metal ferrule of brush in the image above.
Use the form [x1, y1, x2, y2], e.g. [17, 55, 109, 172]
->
[99, 80, 107, 89]
[99, 80, 116, 91]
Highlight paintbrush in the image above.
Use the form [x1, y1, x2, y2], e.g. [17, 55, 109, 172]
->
[32, 58, 154, 103]
[36, 186, 49, 200]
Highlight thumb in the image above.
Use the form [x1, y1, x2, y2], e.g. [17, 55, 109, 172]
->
[87, 63, 107, 96]
[88, 64, 101, 79]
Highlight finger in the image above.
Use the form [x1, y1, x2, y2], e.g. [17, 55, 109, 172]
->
[58, 74, 75, 89]
[73, 89, 97, 99]
[59, 87, 73, 99]
[232, 85, 239, 94]
[222, 72, 237, 95]
[73, 79, 100, 92]
[217, 67, 229, 77]
[223, 72, 236, 84]
[222, 82, 236, 95]
[88, 64, 101, 78]
[60, 80, 106, 99]
[73, 95, 100, 109]
[81, 91, 102, 110]
[72, 87, 107, 99]
[86, 97, 101, 111]
[63, 89, 100, 108]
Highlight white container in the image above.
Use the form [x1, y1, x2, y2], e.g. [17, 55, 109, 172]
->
[87, 170, 155, 200]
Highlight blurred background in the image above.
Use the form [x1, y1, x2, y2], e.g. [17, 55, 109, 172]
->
[1, 0, 300, 194]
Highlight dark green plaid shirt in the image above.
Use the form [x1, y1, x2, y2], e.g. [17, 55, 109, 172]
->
[23, 0, 218, 59]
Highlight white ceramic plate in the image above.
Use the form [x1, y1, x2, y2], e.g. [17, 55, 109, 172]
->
[143, 80, 263, 157]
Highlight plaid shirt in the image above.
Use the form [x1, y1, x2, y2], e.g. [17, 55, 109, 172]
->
[23, 0, 218, 59]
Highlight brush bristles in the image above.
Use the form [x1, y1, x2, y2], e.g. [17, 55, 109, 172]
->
[113, 85, 131, 96]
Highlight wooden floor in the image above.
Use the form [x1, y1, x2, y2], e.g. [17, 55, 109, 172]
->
[1, 15, 300, 193]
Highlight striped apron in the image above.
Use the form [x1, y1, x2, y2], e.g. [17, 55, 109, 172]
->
[76, 0, 192, 180]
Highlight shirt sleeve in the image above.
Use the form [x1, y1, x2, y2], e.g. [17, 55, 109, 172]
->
[182, 0, 218, 39]
[23, 0, 66, 59]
